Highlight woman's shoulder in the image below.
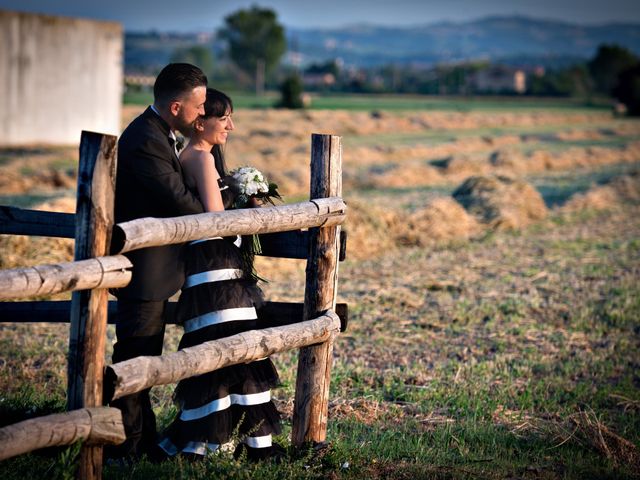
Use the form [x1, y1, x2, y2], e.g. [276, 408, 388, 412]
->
[180, 146, 213, 164]
[180, 148, 221, 189]
[181, 148, 217, 171]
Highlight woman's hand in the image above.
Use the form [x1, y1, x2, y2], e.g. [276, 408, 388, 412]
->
[218, 175, 241, 209]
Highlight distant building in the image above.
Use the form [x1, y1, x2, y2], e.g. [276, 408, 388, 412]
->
[0, 10, 123, 146]
[125, 74, 155, 88]
[302, 72, 336, 88]
[468, 66, 526, 94]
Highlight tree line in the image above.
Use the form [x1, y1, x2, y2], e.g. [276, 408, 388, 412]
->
[167, 6, 640, 114]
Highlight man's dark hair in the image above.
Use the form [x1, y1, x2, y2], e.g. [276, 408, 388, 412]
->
[153, 63, 208, 105]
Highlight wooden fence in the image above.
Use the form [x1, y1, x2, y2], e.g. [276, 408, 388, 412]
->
[0, 132, 347, 479]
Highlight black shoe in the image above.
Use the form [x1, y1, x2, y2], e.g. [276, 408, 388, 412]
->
[292, 441, 331, 460]
[268, 442, 287, 464]
[103, 443, 134, 464]
[104, 457, 132, 469]
[143, 444, 169, 464]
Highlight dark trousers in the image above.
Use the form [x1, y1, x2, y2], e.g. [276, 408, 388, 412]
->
[108, 298, 167, 458]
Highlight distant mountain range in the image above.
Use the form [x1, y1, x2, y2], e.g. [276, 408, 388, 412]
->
[125, 15, 640, 72]
[288, 16, 640, 67]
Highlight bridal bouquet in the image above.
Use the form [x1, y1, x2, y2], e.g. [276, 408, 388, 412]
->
[231, 166, 282, 208]
[229, 167, 282, 281]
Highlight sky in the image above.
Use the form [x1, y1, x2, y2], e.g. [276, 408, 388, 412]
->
[0, 0, 639, 31]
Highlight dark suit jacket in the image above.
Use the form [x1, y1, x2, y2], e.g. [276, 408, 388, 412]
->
[113, 107, 203, 301]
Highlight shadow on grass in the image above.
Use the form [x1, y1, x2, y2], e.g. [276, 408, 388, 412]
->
[529, 163, 638, 207]
[0, 191, 74, 209]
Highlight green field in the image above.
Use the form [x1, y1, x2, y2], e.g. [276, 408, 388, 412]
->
[124, 90, 613, 112]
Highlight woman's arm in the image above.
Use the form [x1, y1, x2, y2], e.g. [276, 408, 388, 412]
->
[181, 150, 225, 212]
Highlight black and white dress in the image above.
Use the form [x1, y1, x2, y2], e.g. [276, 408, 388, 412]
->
[158, 233, 282, 458]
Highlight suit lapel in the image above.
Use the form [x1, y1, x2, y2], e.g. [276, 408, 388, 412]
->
[144, 107, 185, 173]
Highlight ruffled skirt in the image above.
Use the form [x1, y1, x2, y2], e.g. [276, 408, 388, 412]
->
[158, 236, 281, 458]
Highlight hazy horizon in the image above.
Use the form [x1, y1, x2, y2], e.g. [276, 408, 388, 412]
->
[125, 14, 640, 35]
[1, 0, 639, 32]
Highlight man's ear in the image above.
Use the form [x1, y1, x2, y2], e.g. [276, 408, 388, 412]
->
[169, 101, 181, 117]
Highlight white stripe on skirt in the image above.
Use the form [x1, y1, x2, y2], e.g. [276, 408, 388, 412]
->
[183, 306, 257, 333]
[183, 268, 243, 288]
[189, 235, 242, 247]
[244, 434, 272, 449]
[180, 390, 271, 421]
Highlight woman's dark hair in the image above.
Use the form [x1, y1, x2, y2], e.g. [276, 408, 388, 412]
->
[202, 88, 234, 177]
[154, 63, 207, 105]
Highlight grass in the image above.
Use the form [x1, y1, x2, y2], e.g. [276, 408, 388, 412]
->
[344, 121, 633, 150]
[302, 94, 613, 113]
[124, 90, 613, 113]
[1, 104, 639, 478]
[518, 135, 638, 155]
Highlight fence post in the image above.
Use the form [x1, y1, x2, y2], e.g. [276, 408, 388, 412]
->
[68, 131, 117, 480]
[292, 134, 342, 446]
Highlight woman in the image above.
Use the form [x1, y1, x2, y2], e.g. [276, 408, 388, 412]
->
[158, 88, 283, 461]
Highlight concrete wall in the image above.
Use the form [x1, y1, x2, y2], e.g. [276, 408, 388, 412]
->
[0, 10, 123, 145]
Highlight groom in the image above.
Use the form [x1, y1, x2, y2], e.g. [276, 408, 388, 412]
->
[109, 63, 206, 460]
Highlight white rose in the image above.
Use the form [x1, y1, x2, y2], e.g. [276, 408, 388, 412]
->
[245, 183, 258, 196]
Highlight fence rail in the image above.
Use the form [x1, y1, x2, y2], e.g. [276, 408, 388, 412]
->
[0, 300, 349, 331]
[105, 310, 341, 401]
[0, 407, 125, 462]
[0, 255, 132, 300]
[0, 206, 75, 237]
[0, 202, 347, 301]
[111, 197, 346, 253]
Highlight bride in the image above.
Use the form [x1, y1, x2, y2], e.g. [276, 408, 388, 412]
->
[157, 88, 283, 461]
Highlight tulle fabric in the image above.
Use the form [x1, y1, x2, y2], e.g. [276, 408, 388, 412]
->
[158, 236, 282, 457]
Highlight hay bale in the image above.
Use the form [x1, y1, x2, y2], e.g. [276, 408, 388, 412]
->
[0, 171, 32, 194]
[452, 175, 547, 230]
[398, 197, 481, 246]
[488, 149, 526, 172]
[608, 171, 640, 203]
[432, 154, 479, 176]
[561, 185, 619, 212]
[32, 196, 76, 213]
[526, 150, 555, 171]
[341, 199, 399, 259]
[561, 171, 640, 212]
[365, 163, 443, 189]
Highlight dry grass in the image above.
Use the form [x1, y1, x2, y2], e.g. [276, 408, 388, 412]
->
[493, 407, 640, 470]
[117, 106, 640, 198]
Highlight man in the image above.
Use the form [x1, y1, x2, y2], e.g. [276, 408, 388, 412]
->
[109, 63, 206, 460]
